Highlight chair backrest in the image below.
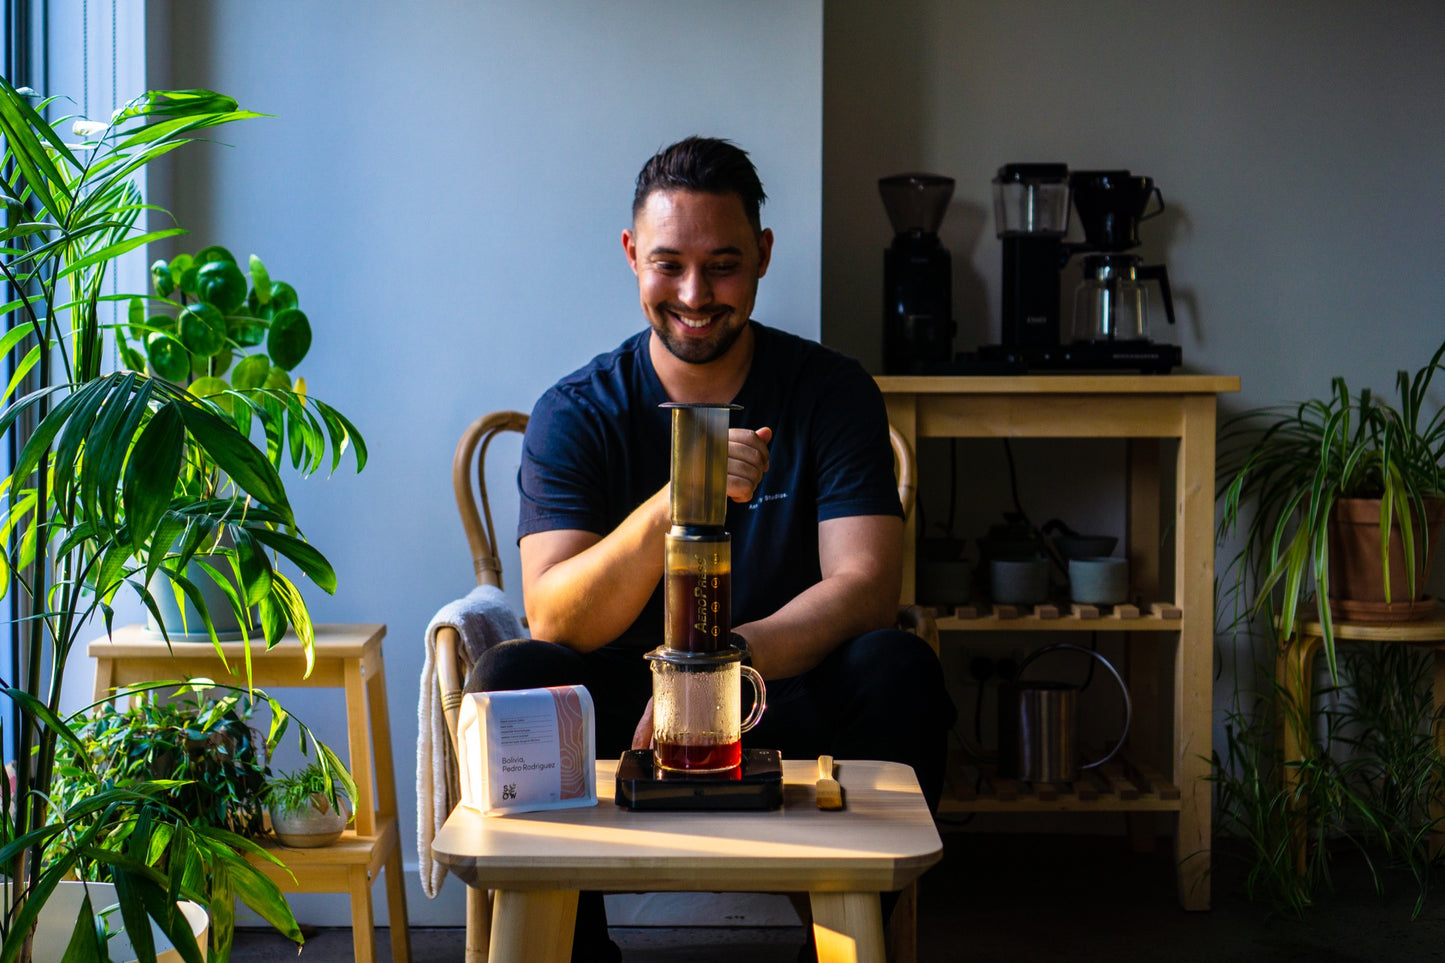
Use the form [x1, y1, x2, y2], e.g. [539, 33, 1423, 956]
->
[453, 410, 530, 590]
[889, 424, 916, 522]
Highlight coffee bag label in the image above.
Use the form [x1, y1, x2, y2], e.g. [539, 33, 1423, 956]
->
[458, 685, 597, 815]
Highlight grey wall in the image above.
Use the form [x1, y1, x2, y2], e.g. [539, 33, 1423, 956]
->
[144, 0, 822, 926]
[822, 0, 1445, 828]
[824, 0, 1445, 405]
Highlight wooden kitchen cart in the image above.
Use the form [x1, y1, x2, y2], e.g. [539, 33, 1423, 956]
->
[878, 374, 1239, 911]
[88, 623, 411, 963]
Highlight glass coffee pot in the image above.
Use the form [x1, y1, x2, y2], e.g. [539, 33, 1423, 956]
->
[1071, 253, 1176, 344]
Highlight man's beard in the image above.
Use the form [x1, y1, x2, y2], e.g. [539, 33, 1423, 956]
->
[652, 310, 747, 365]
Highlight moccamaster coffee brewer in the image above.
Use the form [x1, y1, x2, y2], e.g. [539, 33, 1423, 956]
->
[976, 165, 1181, 373]
[879, 173, 956, 374]
[616, 403, 781, 809]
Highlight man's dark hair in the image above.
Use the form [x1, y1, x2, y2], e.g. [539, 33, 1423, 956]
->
[632, 136, 768, 233]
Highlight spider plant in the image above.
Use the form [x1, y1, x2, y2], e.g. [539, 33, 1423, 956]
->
[1217, 339, 1445, 677]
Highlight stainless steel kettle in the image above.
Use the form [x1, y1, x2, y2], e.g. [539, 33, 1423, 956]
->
[998, 642, 1132, 783]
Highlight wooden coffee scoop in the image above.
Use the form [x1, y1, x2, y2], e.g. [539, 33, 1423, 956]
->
[815, 755, 843, 810]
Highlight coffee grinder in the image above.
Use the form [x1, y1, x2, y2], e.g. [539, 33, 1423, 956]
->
[879, 173, 956, 374]
[976, 164, 1182, 373]
[615, 403, 780, 809]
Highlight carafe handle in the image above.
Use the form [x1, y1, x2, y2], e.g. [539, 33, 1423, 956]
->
[1139, 185, 1166, 221]
[740, 665, 767, 733]
[1135, 263, 1177, 327]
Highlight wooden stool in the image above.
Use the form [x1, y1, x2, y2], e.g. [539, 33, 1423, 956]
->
[89, 623, 411, 963]
[1276, 604, 1445, 874]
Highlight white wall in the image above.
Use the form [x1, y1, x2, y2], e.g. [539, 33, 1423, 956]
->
[142, 0, 822, 927]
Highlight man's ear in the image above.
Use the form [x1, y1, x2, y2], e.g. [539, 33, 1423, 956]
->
[622, 228, 639, 276]
[756, 227, 774, 278]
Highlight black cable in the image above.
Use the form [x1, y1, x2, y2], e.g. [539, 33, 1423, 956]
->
[1002, 438, 1028, 523]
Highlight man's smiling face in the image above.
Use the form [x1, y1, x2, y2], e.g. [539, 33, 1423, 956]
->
[623, 188, 773, 366]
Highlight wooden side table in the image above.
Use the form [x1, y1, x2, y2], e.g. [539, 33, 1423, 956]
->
[88, 623, 411, 963]
[433, 758, 942, 963]
[878, 374, 1238, 911]
[1277, 605, 1445, 873]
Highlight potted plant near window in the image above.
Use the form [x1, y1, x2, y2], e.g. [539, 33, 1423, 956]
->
[46, 684, 357, 961]
[265, 759, 355, 849]
[0, 79, 363, 962]
[1217, 338, 1445, 676]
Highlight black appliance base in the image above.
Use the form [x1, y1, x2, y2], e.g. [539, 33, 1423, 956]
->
[614, 748, 784, 811]
[953, 340, 1182, 375]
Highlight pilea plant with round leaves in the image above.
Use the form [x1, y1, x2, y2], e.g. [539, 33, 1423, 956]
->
[120, 247, 313, 401]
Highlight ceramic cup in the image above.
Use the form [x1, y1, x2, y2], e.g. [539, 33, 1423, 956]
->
[989, 557, 1050, 605]
[1068, 557, 1130, 605]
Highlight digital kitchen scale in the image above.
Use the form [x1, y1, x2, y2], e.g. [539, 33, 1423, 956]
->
[614, 749, 784, 811]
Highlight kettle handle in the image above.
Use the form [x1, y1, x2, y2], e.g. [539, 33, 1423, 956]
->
[1014, 641, 1133, 772]
[1135, 263, 1177, 327]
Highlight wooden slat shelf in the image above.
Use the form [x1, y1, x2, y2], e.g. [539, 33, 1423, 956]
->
[923, 600, 1183, 632]
[940, 751, 1182, 814]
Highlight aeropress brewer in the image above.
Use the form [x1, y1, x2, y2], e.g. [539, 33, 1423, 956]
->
[615, 403, 783, 810]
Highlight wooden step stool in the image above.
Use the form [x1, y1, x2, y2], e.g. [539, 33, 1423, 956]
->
[89, 622, 410, 963]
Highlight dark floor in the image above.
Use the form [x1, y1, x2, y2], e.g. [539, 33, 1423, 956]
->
[232, 832, 1445, 961]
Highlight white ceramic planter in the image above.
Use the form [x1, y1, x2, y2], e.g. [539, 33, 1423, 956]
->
[26, 879, 208, 963]
[269, 792, 352, 848]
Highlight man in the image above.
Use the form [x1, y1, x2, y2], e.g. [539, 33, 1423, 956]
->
[468, 136, 955, 960]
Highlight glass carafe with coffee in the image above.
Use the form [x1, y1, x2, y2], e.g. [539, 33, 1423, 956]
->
[646, 403, 766, 775]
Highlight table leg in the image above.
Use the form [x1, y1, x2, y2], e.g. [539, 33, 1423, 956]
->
[1277, 632, 1324, 877]
[466, 886, 493, 963]
[344, 659, 378, 837]
[810, 891, 885, 963]
[384, 837, 412, 962]
[1432, 648, 1445, 861]
[1174, 396, 1216, 910]
[348, 866, 376, 963]
[489, 889, 578, 963]
[92, 657, 116, 703]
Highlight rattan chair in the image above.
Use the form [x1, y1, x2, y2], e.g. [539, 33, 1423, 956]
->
[435, 410, 933, 961]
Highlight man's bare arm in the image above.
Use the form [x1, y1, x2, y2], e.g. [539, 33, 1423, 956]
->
[521, 427, 772, 651]
[732, 513, 903, 680]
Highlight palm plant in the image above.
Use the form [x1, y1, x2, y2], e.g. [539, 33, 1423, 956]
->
[1216, 339, 1445, 676]
[0, 79, 363, 961]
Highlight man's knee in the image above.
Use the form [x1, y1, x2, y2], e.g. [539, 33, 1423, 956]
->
[464, 637, 584, 693]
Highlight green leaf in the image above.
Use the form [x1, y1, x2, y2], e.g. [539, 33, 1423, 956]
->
[175, 399, 293, 521]
[197, 257, 248, 313]
[235, 529, 275, 605]
[195, 244, 237, 265]
[267, 307, 312, 369]
[249, 254, 272, 305]
[146, 331, 191, 381]
[178, 301, 227, 357]
[152, 257, 176, 297]
[232, 353, 271, 390]
[123, 401, 186, 551]
[244, 526, 338, 593]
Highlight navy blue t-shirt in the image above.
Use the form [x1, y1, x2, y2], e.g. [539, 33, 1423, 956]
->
[518, 322, 902, 650]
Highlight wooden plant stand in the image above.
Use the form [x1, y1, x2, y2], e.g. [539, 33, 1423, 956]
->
[89, 623, 411, 963]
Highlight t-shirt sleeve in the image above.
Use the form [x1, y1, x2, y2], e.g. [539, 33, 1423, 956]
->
[809, 360, 904, 523]
[517, 387, 611, 539]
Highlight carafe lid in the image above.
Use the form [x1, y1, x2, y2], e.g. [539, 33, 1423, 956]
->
[993, 163, 1069, 184]
[645, 642, 747, 665]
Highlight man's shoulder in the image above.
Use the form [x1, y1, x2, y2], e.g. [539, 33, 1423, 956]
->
[753, 322, 871, 384]
[538, 330, 651, 414]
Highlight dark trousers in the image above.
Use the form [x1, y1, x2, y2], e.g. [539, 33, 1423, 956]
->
[465, 628, 957, 959]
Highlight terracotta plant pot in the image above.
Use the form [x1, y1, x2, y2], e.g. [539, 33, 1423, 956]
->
[270, 792, 352, 848]
[1327, 497, 1445, 622]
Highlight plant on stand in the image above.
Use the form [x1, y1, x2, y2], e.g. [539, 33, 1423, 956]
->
[0, 79, 364, 961]
[1212, 339, 1445, 915]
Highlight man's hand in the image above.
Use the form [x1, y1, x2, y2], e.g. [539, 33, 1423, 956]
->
[728, 427, 772, 503]
[631, 697, 656, 750]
